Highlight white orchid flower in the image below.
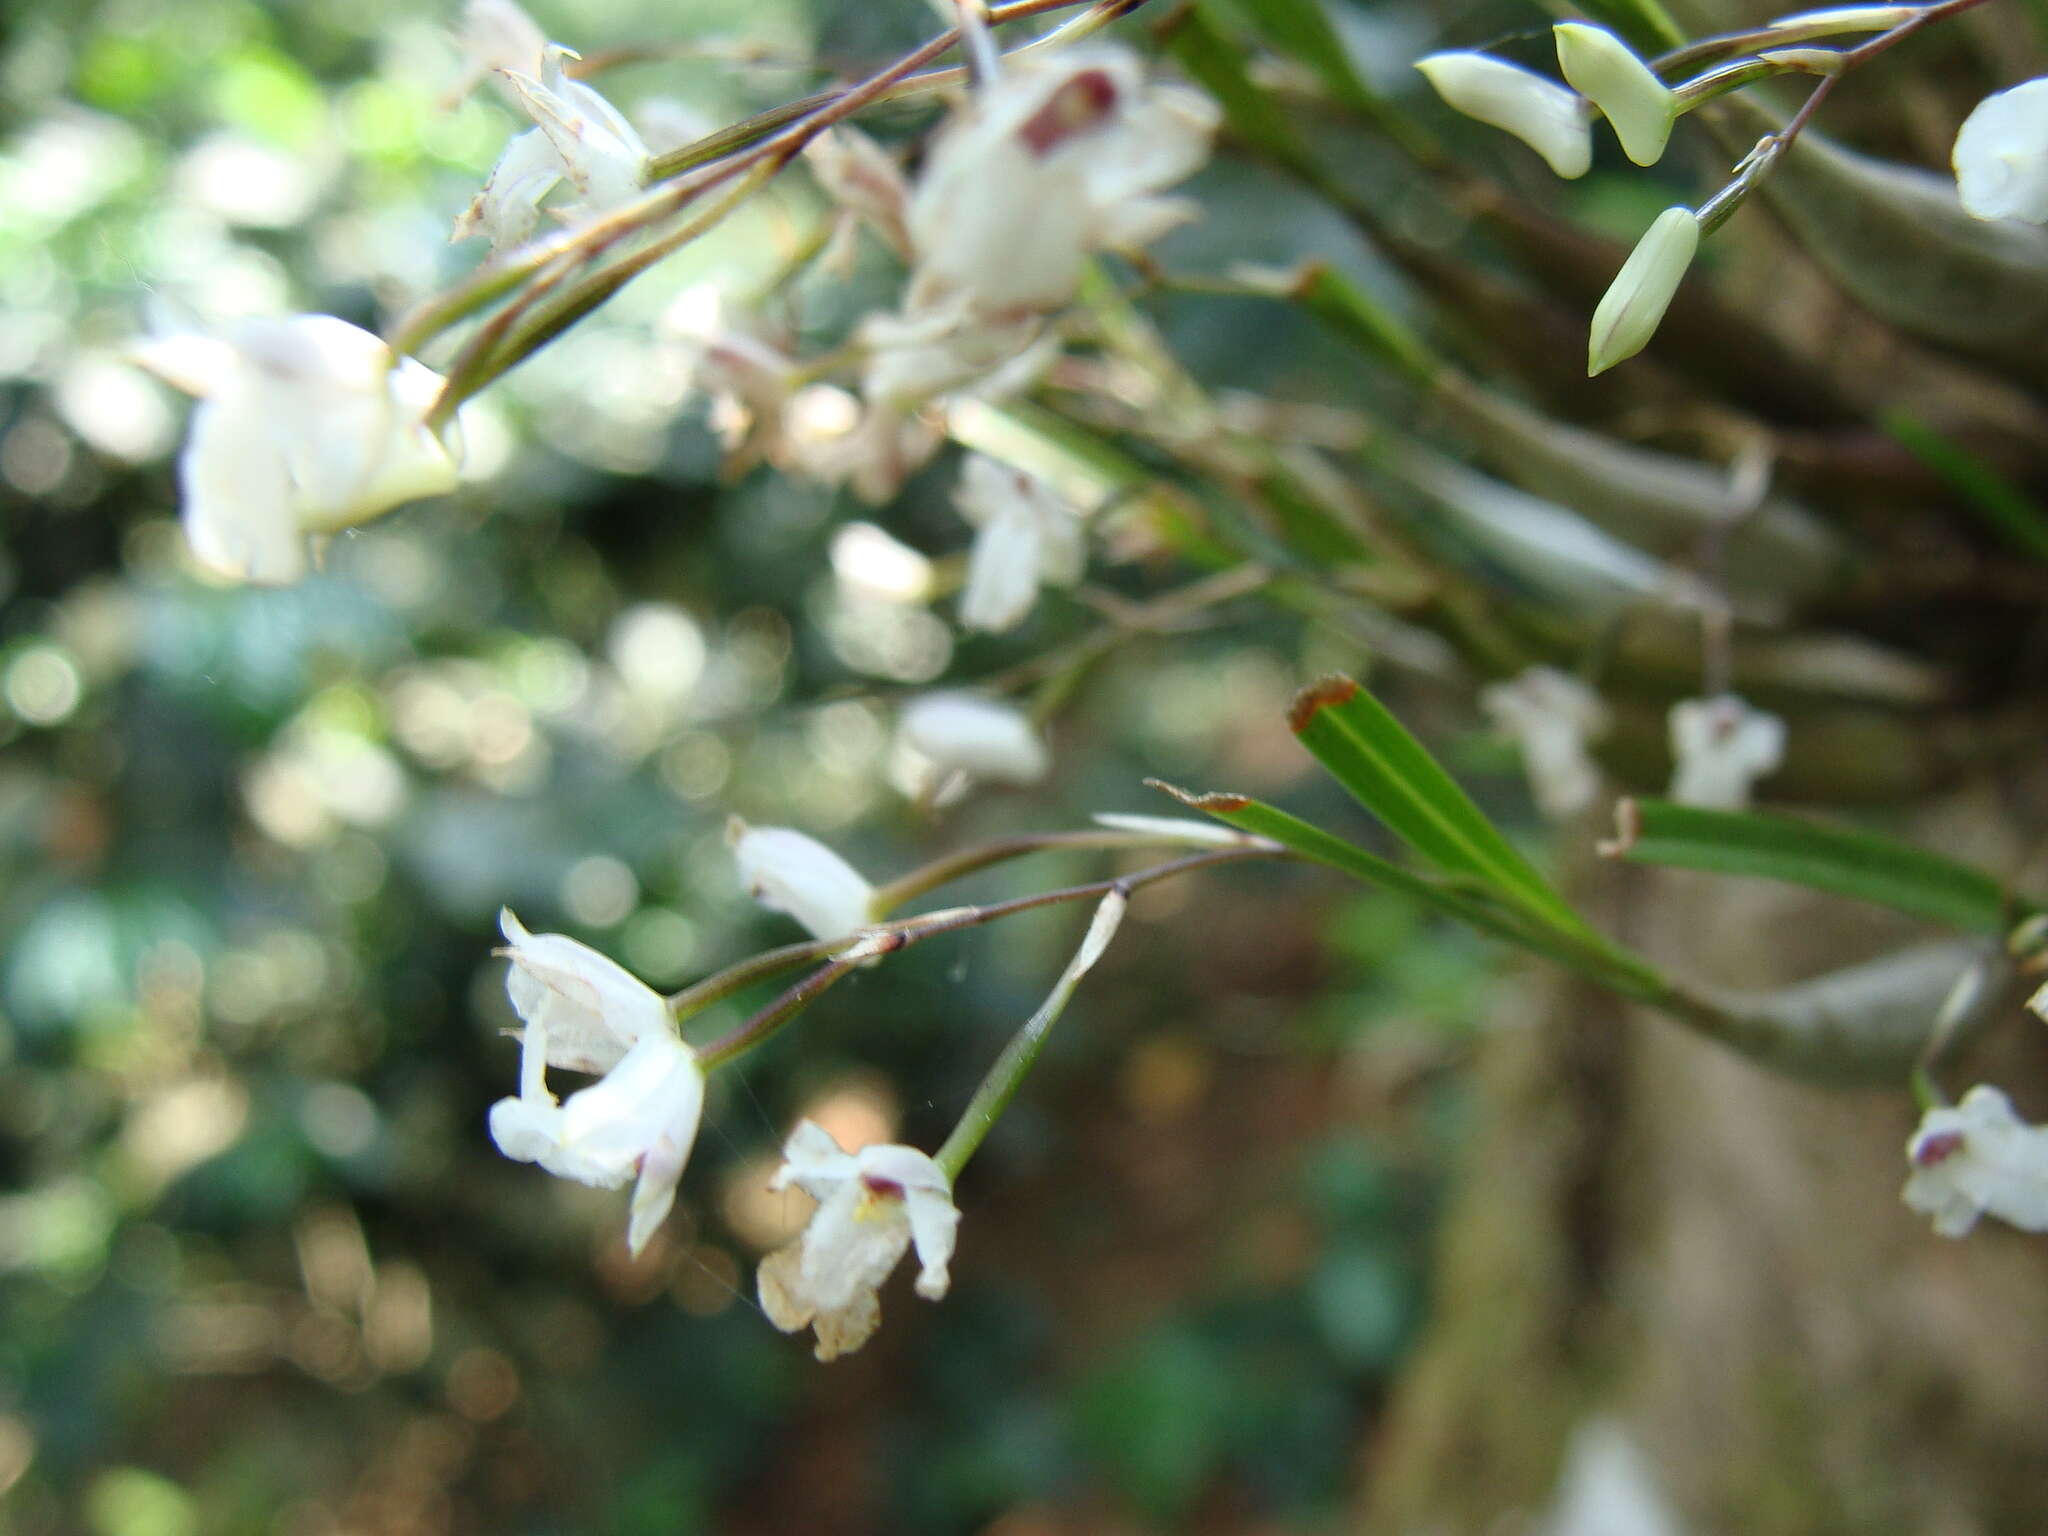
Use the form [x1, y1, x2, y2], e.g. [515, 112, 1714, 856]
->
[1479, 666, 1611, 820]
[899, 692, 1051, 787]
[132, 315, 460, 585]
[953, 454, 1086, 632]
[904, 46, 1217, 315]
[1952, 78, 2048, 224]
[1904, 1085, 2048, 1237]
[487, 909, 703, 1256]
[1667, 692, 1785, 809]
[728, 820, 877, 942]
[757, 1121, 960, 1361]
[1413, 52, 1593, 179]
[456, 44, 650, 253]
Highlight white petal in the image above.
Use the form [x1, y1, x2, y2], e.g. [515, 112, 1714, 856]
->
[899, 693, 1049, 785]
[728, 823, 875, 941]
[499, 908, 672, 1071]
[770, 1118, 861, 1198]
[177, 396, 307, 584]
[903, 1185, 961, 1300]
[1953, 78, 2048, 224]
[959, 506, 1048, 632]
[1667, 694, 1784, 809]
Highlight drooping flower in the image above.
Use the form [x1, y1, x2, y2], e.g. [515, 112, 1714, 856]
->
[1479, 666, 1611, 820]
[1553, 23, 1678, 167]
[487, 910, 704, 1256]
[953, 454, 1086, 632]
[1903, 1085, 2048, 1237]
[756, 1120, 960, 1360]
[131, 315, 461, 585]
[1952, 78, 2048, 224]
[455, 44, 650, 253]
[1588, 206, 1699, 375]
[1666, 692, 1784, 809]
[1413, 52, 1592, 179]
[903, 46, 1218, 316]
[898, 692, 1051, 787]
[728, 820, 877, 941]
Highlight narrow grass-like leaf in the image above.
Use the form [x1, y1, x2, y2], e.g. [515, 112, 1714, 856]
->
[1607, 798, 2025, 933]
[1886, 409, 2048, 563]
[1149, 781, 1660, 989]
[1160, 3, 1319, 175]
[1288, 676, 1588, 935]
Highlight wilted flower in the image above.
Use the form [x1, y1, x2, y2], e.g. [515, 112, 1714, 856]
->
[1952, 78, 2048, 224]
[899, 692, 1051, 786]
[1553, 23, 1678, 167]
[1667, 692, 1784, 809]
[904, 46, 1217, 315]
[1413, 52, 1592, 179]
[487, 910, 704, 1256]
[728, 820, 877, 941]
[456, 44, 649, 252]
[1588, 206, 1699, 375]
[132, 315, 461, 585]
[1479, 666, 1610, 820]
[757, 1120, 960, 1360]
[954, 454, 1086, 632]
[1903, 1085, 2048, 1237]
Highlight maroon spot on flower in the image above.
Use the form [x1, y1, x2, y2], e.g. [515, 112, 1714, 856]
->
[861, 1173, 906, 1199]
[1017, 70, 1120, 157]
[1913, 1130, 1967, 1167]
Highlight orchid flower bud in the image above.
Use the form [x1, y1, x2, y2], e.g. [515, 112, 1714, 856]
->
[757, 1121, 960, 1360]
[1553, 23, 1678, 167]
[898, 693, 1050, 786]
[1413, 52, 1592, 179]
[131, 315, 461, 585]
[1587, 207, 1699, 376]
[1952, 78, 2048, 224]
[1666, 693, 1784, 809]
[727, 820, 876, 941]
[1904, 1085, 2048, 1237]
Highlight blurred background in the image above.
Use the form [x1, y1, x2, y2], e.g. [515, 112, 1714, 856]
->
[11, 0, 2048, 1530]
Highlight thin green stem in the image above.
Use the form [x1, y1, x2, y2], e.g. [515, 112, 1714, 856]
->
[935, 886, 1128, 1179]
[869, 827, 1261, 915]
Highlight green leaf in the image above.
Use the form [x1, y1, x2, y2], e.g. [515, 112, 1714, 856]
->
[1608, 798, 2026, 933]
[1285, 676, 1588, 935]
[1160, 3, 1319, 175]
[1210, 0, 1378, 115]
[1148, 781, 1658, 988]
[1288, 261, 1439, 385]
[1885, 409, 2048, 563]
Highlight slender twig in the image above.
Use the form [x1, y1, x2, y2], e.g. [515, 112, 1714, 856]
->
[692, 845, 1276, 1066]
